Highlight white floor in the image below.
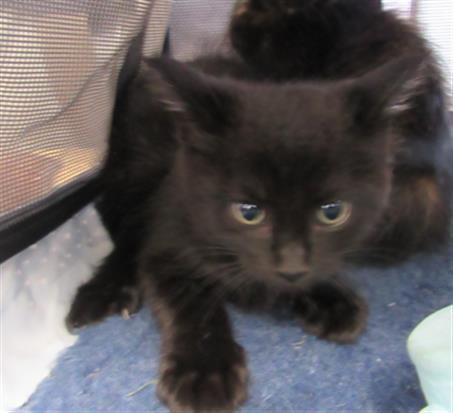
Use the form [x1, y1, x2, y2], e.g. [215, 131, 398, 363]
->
[0, 205, 111, 412]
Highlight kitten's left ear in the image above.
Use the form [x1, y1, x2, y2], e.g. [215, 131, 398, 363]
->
[345, 55, 425, 129]
[148, 57, 236, 137]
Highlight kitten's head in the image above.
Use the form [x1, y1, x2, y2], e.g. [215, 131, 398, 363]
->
[152, 57, 420, 289]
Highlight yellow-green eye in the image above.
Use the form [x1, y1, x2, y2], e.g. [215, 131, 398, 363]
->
[231, 203, 266, 225]
[316, 201, 351, 229]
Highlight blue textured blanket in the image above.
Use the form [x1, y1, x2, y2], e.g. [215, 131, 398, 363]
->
[19, 234, 452, 413]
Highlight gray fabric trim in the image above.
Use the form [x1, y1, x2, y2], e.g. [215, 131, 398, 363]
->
[143, 0, 172, 57]
[168, 0, 236, 61]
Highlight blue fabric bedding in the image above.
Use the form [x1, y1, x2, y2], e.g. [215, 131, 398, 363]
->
[18, 233, 452, 413]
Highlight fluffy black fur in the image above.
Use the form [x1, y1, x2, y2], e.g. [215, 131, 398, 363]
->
[67, 1, 452, 412]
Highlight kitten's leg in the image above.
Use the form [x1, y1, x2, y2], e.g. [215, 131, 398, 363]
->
[145, 260, 248, 413]
[362, 169, 451, 263]
[230, 0, 329, 79]
[229, 0, 379, 79]
[66, 246, 141, 330]
[291, 279, 368, 343]
[230, 0, 294, 75]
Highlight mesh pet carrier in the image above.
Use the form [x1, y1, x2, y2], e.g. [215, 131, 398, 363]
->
[0, 0, 170, 262]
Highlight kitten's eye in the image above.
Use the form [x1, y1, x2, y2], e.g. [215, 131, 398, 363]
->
[231, 203, 266, 225]
[316, 201, 351, 229]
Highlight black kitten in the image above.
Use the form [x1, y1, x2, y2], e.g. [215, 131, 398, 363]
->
[67, 1, 452, 412]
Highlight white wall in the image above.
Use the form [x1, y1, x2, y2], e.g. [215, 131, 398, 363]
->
[383, 0, 452, 107]
[382, 0, 413, 18]
[416, 1, 453, 104]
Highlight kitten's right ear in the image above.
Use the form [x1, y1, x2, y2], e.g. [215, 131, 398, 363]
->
[148, 57, 237, 138]
[345, 55, 426, 130]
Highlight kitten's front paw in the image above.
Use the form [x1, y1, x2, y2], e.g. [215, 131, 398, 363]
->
[157, 343, 249, 413]
[295, 281, 368, 343]
[66, 282, 141, 331]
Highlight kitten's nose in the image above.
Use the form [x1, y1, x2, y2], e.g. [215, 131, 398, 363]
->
[275, 242, 309, 282]
[277, 271, 307, 283]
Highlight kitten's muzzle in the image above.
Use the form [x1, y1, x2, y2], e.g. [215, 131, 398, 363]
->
[275, 243, 310, 283]
[277, 271, 308, 283]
